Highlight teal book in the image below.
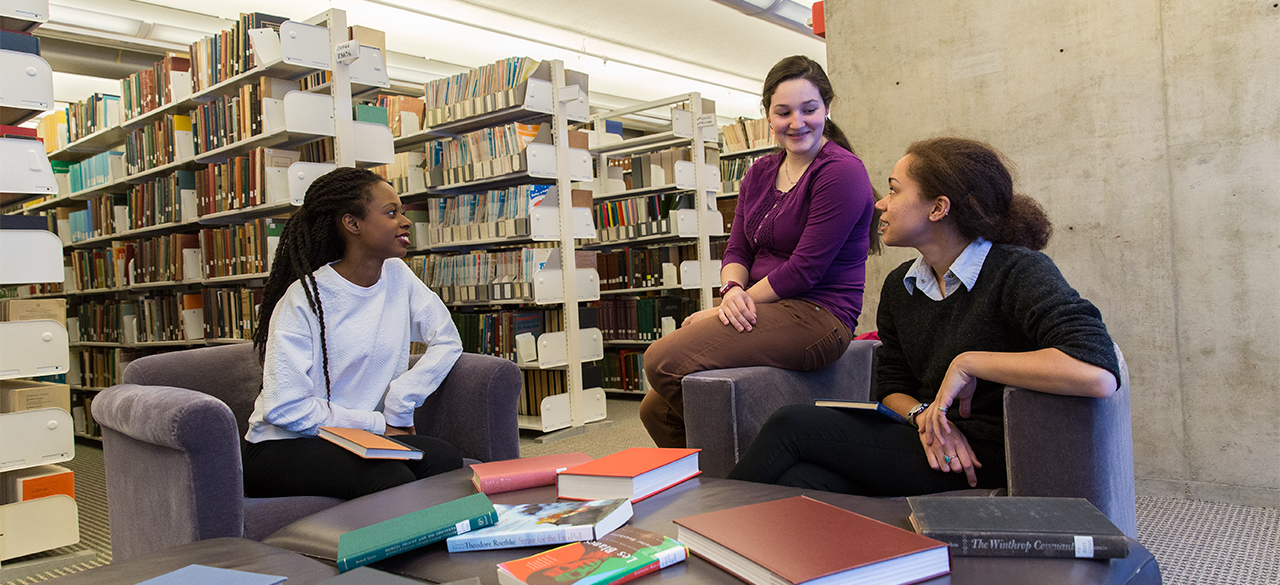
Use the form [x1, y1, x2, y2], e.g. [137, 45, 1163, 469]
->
[336, 492, 499, 572]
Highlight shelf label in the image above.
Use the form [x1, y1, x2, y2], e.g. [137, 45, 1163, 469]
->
[335, 40, 360, 65]
[697, 114, 716, 128]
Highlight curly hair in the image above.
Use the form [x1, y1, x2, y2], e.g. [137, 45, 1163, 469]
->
[252, 167, 386, 396]
[904, 137, 1053, 250]
[762, 55, 882, 254]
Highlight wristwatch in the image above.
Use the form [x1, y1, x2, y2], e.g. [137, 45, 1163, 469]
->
[907, 402, 930, 427]
[719, 280, 743, 296]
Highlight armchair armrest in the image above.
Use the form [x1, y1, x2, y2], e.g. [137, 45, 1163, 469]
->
[684, 339, 881, 478]
[414, 353, 521, 463]
[92, 384, 247, 560]
[1003, 345, 1136, 537]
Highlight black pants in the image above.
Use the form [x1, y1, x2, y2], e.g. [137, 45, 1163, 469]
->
[243, 434, 463, 500]
[727, 405, 1007, 496]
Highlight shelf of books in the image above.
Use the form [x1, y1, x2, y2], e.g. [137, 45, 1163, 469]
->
[584, 94, 725, 394]
[1, 8, 393, 448]
[714, 117, 775, 235]
[386, 58, 605, 435]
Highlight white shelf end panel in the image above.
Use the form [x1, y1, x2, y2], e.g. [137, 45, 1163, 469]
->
[288, 161, 338, 205]
[0, 137, 56, 196]
[0, 495, 79, 561]
[0, 320, 70, 379]
[0, 408, 74, 472]
[0, 229, 64, 284]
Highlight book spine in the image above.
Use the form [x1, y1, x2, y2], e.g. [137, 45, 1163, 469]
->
[338, 512, 499, 571]
[928, 532, 1129, 559]
[446, 525, 582, 552]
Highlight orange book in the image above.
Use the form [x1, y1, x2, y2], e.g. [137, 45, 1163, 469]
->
[318, 426, 423, 460]
[471, 452, 594, 495]
[4, 465, 75, 502]
[556, 447, 699, 503]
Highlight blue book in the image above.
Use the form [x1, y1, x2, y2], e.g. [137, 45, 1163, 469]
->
[814, 399, 911, 425]
[137, 564, 285, 584]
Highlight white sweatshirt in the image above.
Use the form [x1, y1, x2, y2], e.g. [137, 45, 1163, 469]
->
[245, 259, 461, 442]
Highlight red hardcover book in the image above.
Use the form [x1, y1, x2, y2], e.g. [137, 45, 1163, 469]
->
[556, 447, 699, 503]
[471, 452, 594, 495]
[673, 496, 950, 585]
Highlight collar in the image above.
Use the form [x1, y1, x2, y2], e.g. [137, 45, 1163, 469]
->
[903, 238, 992, 300]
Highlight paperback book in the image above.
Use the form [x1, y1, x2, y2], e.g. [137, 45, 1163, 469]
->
[673, 496, 950, 585]
[318, 426, 423, 460]
[557, 448, 700, 503]
[497, 525, 687, 585]
[336, 492, 498, 571]
[446, 498, 632, 552]
[136, 564, 285, 585]
[471, 452, 594, 494]
[906, 496, 1130, 559]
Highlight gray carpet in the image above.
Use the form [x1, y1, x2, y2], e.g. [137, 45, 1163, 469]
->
[7, 396, 1278, 585]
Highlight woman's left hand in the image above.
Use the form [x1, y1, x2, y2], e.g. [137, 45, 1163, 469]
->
[717, 287, 757, 332]
[918, 354, 978, 446]
[919, 423, 983, 487]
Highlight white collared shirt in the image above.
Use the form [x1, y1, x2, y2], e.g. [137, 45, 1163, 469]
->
[903, 238, 993, 301]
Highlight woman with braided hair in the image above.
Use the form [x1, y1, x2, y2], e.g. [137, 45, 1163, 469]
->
[728, 138, 1120, 496]
[242, 167, 464, 500]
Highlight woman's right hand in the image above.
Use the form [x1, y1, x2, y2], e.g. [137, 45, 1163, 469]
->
[919, 423, 982, 487]
[717, 287, 757, 332]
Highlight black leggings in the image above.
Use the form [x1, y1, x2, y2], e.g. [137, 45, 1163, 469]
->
[243, 434, 463, 500]
[727, 405, 1007, 496]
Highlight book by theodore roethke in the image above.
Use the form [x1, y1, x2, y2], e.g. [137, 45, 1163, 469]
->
[446, 498, 632, 552]
[906, 496, 1130, 559]
[556, 448, 700, 503]
[497, 525, 687, 585]
[673, 496, 950, 585]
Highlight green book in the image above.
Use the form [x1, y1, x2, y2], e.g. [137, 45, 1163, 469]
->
[336, 492, 499, 572]
[355, 104, 390, 127]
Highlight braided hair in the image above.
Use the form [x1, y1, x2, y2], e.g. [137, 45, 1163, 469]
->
[253, 167, 386, 397]
[762, 55, 882, 254]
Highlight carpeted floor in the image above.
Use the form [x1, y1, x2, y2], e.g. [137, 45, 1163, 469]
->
[6, 395, 1278, 585]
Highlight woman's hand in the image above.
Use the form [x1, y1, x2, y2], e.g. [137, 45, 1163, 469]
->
[682, 308, 720, 327]
[717, 287, 757, 332]
[918, 354, 978, 446]
[919, 424, 982, 487]
[385, 425, 415, 436]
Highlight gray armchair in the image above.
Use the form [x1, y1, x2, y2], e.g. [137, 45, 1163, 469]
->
[93, 343, 521, 561]
[683, 340, 1138, 538]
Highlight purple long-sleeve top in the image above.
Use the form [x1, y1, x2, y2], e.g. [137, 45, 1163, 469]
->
[721, 140, 875, 331]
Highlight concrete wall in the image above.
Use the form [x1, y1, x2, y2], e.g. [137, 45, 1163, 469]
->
[825, 0, 1279, 507]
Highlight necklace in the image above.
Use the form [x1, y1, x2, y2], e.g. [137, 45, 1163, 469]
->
[783, 157, 812, 188]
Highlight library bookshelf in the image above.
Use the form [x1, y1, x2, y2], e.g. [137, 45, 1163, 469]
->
[2, 7, 391, 448]
[388, 58, 607, 435]
[585, 93, 726, 395]
[0, 0, 90, 572]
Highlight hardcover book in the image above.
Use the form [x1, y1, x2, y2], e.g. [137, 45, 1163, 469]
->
[673, 496, 950, 585]
[906, 496, 1130, 559]
[497, 525, 687, 585]
[471, 452, 594, 494]
[557, 447, 700, 503]
[337, 492, 498, 572]
[446, 498, 632, 552]
[812, 399, 911, 425]
[318, 426, 424, 460]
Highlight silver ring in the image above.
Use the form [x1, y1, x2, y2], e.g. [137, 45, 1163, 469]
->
[938, 406, 948, 414]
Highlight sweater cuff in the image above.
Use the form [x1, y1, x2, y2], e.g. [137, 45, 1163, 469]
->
[382, 409, 414, 429]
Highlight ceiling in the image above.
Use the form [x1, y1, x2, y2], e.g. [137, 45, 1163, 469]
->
[35, 0, 828, 121]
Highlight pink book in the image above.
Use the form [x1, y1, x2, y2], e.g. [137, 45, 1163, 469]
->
[471, 452, 594, 495]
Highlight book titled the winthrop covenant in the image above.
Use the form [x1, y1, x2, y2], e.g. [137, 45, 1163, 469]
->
[907, 496, 1129, 559]
[336, 492, 498, 572]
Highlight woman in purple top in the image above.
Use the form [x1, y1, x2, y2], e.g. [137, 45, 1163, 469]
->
[640, 56, 878, 448]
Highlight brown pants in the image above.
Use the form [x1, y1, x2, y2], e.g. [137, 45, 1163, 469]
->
[640, 298, 852, 448]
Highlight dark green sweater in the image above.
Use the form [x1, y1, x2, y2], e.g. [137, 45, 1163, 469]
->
[874, 244, 1120, 444]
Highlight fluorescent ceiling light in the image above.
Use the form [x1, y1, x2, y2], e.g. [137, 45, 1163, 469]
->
[49, 3, 145, 36]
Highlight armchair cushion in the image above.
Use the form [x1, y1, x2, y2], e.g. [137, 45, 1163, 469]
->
[685, 340, 880, 478]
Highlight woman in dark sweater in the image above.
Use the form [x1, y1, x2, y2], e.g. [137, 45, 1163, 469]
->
[727, 137, 1121, 495]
